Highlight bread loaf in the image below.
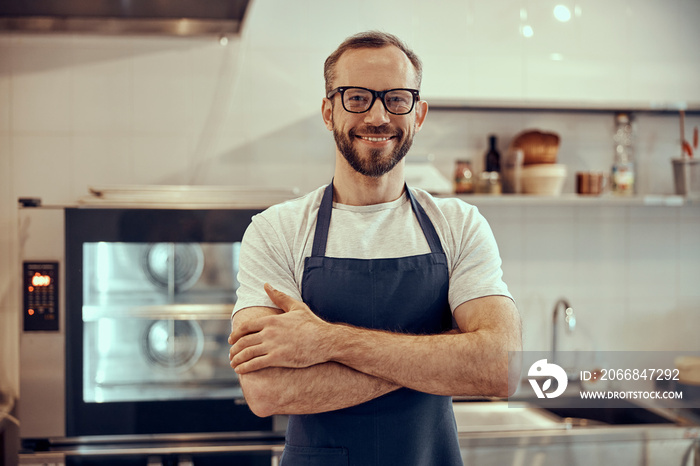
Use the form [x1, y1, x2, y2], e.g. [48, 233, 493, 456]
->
[512, 130, 560, 165]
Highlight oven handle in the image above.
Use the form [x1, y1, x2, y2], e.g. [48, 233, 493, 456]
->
[21, 442, 286, 459]
[82, 303, 236, 321]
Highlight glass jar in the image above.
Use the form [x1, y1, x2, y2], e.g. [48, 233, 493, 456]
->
[454, 160, 474, 194]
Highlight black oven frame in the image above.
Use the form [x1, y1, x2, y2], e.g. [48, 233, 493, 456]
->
[64, 208, 271, 437]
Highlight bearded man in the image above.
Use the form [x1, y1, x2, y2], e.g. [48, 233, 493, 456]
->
[229, 31, 521, 466]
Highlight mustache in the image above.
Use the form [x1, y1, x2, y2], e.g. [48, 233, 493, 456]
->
[349, 125, 401, 137]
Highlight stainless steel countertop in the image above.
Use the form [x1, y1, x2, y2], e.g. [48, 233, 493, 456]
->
[18, 400, 700, 458]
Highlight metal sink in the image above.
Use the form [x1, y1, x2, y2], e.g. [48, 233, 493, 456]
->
[529, 397, 676, 426]
[452, 400, 699, 466]
[452, 401, 565, 432]
[453, 398, 679, 433]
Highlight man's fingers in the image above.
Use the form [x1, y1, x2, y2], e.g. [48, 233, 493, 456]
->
[229, 316, 268, 344]
[234, 356, 268, 374]
[264, 283, 296, 312]
[231, 343, 267, 369]
[230, 332, 261, 360]
[228, 284, 316, 374]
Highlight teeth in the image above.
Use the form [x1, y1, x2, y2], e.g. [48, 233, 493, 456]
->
[361, 136, 391, 142]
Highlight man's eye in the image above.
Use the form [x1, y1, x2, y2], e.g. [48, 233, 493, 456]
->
[347, 95, 369, 102]
[387, 96, 408, 104]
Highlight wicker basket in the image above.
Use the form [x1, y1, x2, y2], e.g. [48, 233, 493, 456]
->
[512, 130, 560, 165]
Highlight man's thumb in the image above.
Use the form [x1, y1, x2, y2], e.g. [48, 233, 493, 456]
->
[264, 283, 291, 311]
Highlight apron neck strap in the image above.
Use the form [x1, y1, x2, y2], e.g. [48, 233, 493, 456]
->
[311, 182, 335, 257]
[311, 180, 444, 257]
[406, 185, 444, 254]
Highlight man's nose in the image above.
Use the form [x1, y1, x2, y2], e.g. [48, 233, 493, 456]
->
[364, 97, 391, 125]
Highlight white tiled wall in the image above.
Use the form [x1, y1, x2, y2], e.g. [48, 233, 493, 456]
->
[1, 0, 699, 400]
[488, 204, 700, 354]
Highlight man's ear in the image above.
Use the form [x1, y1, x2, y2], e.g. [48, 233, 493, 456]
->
[413, 100, 428, 133]
[321, 98, 334, 131]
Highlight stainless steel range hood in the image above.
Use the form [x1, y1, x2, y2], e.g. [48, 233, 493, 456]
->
[0, 0, 251, 36]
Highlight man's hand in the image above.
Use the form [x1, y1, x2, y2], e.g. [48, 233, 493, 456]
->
[229, 284, 331, 374]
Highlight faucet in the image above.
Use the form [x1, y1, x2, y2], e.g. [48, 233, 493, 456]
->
[551, 298, 576, 365]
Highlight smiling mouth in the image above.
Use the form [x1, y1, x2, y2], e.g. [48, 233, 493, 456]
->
[357, 135, 394, 142]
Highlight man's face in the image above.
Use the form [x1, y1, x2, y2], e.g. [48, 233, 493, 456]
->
[323, 46, 427, 178]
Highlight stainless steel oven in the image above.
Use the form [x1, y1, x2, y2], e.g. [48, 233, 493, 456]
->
[18, 190, 291, 465]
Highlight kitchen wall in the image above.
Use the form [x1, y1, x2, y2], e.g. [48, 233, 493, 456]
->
[412, 110, 700, 356]
[1, 0, 700, 400]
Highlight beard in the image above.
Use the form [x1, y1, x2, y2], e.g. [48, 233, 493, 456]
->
[333, 122, 414, 178]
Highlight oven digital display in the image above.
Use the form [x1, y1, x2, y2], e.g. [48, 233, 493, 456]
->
[23, 261, 59, 331]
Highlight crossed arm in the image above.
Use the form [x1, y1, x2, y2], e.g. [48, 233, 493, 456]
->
[229, 283, 521, 418]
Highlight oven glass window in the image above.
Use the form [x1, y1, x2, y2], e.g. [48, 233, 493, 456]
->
[81, 242, 242, 403]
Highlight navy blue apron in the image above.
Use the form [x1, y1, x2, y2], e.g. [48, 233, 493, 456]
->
[280, 182, 462, 466]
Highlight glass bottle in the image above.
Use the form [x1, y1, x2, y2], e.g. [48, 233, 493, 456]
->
[485, 135, 501, 173]
[611, 112, 635, 195]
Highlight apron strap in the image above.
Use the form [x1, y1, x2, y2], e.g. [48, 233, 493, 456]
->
[311, 182, 334, 257]
[310, 181, 444, 257]
[405, 184, 444, 254]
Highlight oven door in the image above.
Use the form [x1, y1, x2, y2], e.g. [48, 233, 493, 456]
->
[65, 208, 271, 437]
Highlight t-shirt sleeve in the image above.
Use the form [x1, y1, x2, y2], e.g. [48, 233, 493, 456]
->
[446, 203, 513, 311]
[232, 214, 302, 317]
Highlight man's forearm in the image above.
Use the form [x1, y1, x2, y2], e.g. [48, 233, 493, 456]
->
[327, 326, 506, 396]
[239, 361, 399, 417]
[327, 297, 520, 397]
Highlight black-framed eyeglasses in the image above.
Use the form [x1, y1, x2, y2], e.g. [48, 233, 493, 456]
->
[327, 86, 420, 115]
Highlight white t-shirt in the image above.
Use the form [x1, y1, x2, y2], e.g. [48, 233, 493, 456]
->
[233, 185, 512, 316]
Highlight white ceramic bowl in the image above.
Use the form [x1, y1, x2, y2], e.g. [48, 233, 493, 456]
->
[521, 164, 567, 195]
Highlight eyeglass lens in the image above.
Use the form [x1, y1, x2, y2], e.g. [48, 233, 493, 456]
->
[343, 88, 414, 115]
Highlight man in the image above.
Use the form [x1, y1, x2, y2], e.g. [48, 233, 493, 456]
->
[229, 31, 521, 465]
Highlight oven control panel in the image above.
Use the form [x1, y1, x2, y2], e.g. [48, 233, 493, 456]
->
[23, 262, 59, 331]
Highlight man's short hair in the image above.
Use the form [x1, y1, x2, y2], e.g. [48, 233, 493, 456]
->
[323, 31, 423, 95]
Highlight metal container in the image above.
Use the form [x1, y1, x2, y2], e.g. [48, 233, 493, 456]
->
[672, 158, 700, 197]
